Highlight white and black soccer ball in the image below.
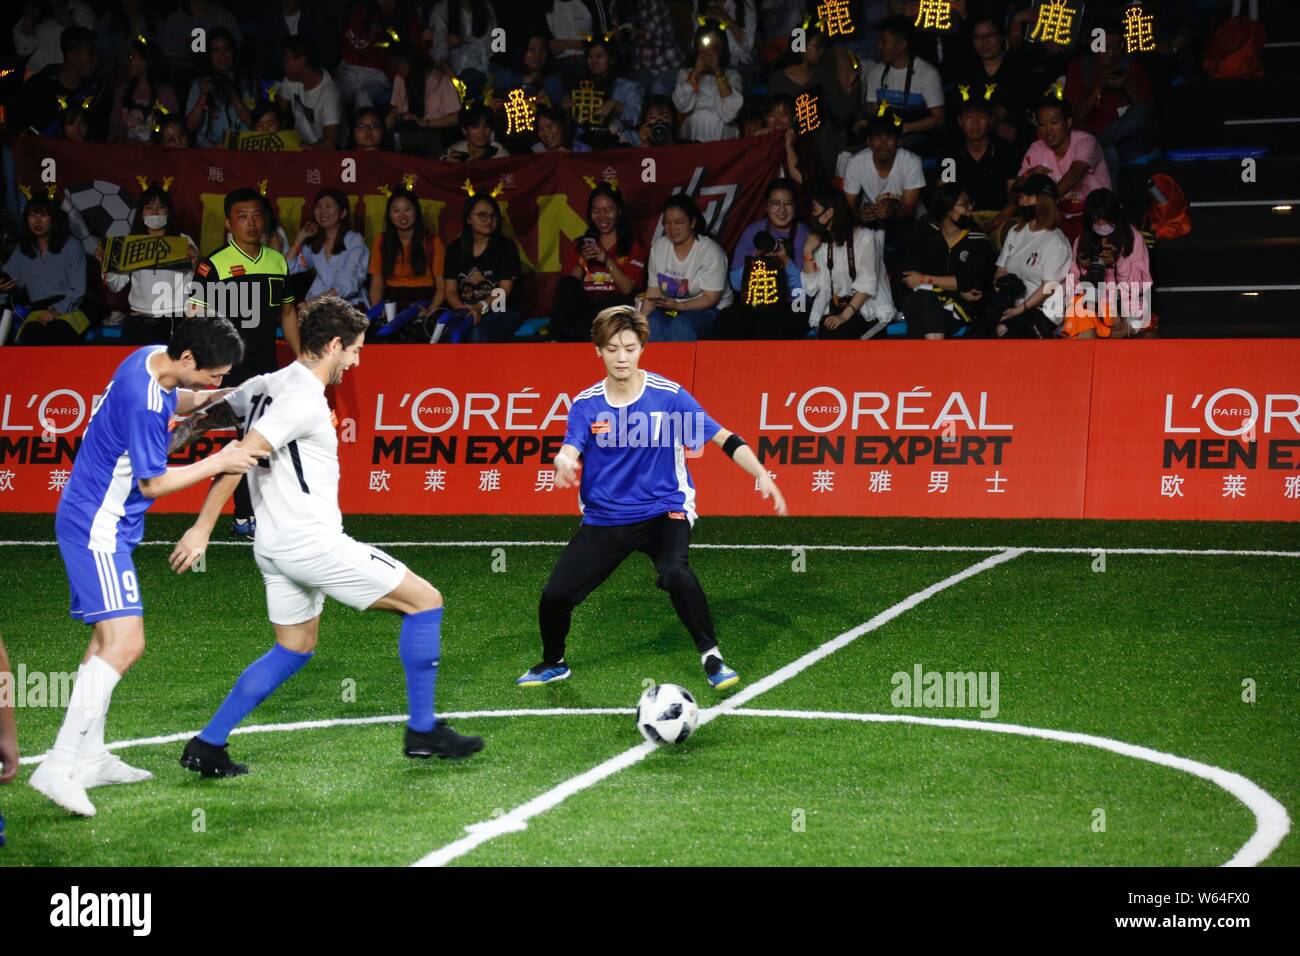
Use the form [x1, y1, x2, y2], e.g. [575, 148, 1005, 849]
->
[63, 180, 134, 254]
[636, 683, 699, 746]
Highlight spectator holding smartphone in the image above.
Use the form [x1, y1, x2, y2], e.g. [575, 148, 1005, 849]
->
[672, 24, 743, 143]
[551, 182, 646, 341]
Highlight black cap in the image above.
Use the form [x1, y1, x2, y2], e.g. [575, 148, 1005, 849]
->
[1020, 173, 1058, 200]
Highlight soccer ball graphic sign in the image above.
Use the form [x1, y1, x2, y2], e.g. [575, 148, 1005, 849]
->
[63, 180, 134, 254]
[636, 683, 699, 745]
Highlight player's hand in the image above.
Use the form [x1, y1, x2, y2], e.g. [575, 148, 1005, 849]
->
[169, 526, 210, 574]
[213, 440, 260, 474]
[757, 473, 787, 516]
[553, 453, 581, 489]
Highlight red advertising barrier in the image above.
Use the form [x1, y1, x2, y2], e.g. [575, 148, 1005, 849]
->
[1084, 340, 1300, 520]
[7, 135, 784, 317]
[0, 341, 1296, 520]
[688, 341, 1094, 518]
[330, 343, 696, 514]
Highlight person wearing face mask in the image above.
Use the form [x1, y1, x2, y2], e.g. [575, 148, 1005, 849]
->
[1063, 188, 1154, 339]
[901, 184, 994, 340]
[719, 178, 809, 340]
[801, 185, 895, 340]
[97, 183, 199, 345]
[986, 174, 1072, 338]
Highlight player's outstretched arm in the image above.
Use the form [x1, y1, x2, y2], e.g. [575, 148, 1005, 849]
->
[170, 429, 274, 573]
[175, 386, 235, 417]
[552, 443, 583, 489]
[712, 428, 788, 516]
[0, 637, 19, 784]
[138, 439, 259, 500]
[168, 394, 243, 454]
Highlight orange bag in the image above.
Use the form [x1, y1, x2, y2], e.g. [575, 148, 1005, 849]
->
[1149, 173, 1191, 240]
[1203, 17, 1266, 80]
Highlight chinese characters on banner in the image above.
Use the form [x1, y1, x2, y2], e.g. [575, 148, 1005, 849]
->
[0, 342, 1297, 520]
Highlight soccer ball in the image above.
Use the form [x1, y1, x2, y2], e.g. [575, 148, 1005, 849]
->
[636, 683, 699, 746]
[63, 181, 134, 254]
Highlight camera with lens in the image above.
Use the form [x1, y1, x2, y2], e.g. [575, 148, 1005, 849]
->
[1083, 259, 1108, 284]
[752, 231, 790, 258]
[648, 122, 672, 146]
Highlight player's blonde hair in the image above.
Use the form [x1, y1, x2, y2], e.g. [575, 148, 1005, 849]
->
[591, 306, 649, 348]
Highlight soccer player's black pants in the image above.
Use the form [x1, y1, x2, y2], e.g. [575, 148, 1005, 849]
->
[539, 515, 717, 664]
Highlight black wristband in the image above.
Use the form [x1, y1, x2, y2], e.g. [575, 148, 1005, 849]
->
[722, 434, 746, 459]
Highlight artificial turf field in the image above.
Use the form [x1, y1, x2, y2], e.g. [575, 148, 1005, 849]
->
[0, 513, 1295, 867]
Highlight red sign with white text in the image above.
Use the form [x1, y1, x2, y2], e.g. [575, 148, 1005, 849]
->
[1084, 341, 1300, 520]
[1, 342, 1296, 521]
[688, 341, 1094, 517]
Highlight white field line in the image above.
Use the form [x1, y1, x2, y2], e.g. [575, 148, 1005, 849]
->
[410, 548, 1027, 867]
[729, 708, 1291, 868]
[16, 708, 635, 766]
[0, 540, 1296, 558]
[14, 701, 1288, 866]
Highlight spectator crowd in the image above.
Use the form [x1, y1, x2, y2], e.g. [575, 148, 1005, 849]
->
[0, 1, 1221, 345]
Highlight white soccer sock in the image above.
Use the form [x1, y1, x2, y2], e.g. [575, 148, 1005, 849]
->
[49, 656, 121, 765]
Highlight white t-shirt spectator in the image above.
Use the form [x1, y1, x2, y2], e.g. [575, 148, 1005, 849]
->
[800, 227, 896, 329]
[863, 56, 945, 113]
[547, 0, 593, 59]
[996, 224, 1073, 322]
[672, 69, 744, 142]
[691, 0, 758, 66]
[429, 0, 498, 76]
[840, 146, 927, 216]
[281, 70, 343, 146]
[647, 234, 734, 310]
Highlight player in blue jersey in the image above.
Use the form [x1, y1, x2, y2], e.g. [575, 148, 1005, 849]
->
[517, 305, 787, 692]
[29, 319, 259, 817]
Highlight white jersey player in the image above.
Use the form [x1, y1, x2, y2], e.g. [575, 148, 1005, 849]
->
[170, 297, 482, 776]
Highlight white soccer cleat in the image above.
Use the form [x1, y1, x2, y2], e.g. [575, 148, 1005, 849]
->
[29, 760, 98, 817]
[76, 753, 153, 789]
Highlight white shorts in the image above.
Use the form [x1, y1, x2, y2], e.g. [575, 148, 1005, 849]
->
[255, 535, 408, 625]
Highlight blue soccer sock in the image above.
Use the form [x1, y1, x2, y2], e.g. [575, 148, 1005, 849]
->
[199, 644, 313, 746]
[399, 607, 442, 733]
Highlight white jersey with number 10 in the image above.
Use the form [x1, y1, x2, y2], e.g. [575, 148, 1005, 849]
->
[226, 361, 341, 559]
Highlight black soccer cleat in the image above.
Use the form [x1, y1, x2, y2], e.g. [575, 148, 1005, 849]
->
[404, 720, 484, 760]
[180, 736, 249, 778]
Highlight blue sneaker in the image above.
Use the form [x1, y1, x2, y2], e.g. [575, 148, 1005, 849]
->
[516, 661, 571, 686]
[230, 516, 256, 540]
[704, 656, 740, 690]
